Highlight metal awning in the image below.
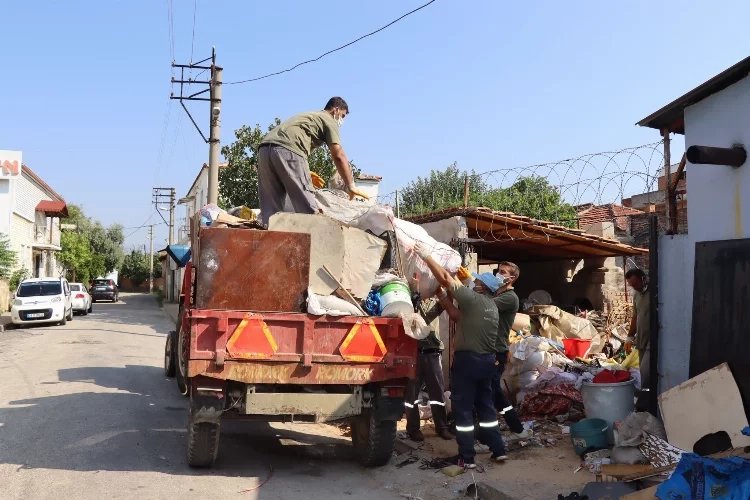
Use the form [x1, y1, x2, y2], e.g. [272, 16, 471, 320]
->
[32, 243, 62, 251]
[36, 200, 69, 218]
[405, 207, 647, 262]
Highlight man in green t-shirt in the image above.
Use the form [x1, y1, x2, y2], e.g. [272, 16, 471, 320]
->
[625, 268, 650, 411]
[413, 242, 508, 469]
[257, 97, 369, 225]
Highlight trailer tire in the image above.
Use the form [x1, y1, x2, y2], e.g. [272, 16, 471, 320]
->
[187, 420, 220, 468]
[352, 410, 396, 467]
[176, 326, 189, 396]
[164, 330, 176, 377]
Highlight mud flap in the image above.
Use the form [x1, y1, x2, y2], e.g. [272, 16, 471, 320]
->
[373, 396, 405, 422]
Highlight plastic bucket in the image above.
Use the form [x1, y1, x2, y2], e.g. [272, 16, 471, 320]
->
[562, 338, 592, 358]
[570, 418, 609, 456]
[580, 378, 635, 444]
[378, 281, 412, 317]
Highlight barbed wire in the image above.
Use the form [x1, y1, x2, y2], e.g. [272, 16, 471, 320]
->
[373, 140, 684, 249]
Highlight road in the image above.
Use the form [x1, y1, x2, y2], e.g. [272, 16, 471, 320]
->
[0, 293, 451, 500]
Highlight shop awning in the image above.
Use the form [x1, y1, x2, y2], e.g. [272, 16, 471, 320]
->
[405, 207, 647, 262]
[36, 200, 69, 218]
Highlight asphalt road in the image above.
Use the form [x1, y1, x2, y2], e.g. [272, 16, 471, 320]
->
[0, 293, 452, 500]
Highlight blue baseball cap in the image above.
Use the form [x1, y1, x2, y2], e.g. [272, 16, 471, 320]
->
[471, 272, 501, 293]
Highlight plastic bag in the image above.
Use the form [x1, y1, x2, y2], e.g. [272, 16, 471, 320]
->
[307, 288, 365, 316]
[621, 349, 640, 369]
[398, 311, 431, 340]
[372, 271, 402, 289]
[618, 412, 667, 447]
[610, 446, 648, 465]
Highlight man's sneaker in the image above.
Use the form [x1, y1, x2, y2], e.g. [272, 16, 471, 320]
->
[407, 429, 425, 442]
[512, 428, 533, 440]
[491, 453, 508, 462]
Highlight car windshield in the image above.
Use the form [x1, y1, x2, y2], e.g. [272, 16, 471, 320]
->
[17, 282, 63, 297]
[70, 284, 82, 291]
[93, 281, 111, 287]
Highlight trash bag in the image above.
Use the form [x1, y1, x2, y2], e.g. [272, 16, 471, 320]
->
[656, 453, 750, 499]
[363, 289, 381, 316]
[620, 349, 640, 369]
[398, 311, 431, 340]
[618, 412, 667, 447]
[610, 446, 648, 465]
[530, 305, 603, 354]
[307, 288, 365, 316]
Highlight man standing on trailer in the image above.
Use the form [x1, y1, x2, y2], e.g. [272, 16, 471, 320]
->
[413, 243, 508, 469]
[625, 268, 650, 412]
[257, 97, 370, 225]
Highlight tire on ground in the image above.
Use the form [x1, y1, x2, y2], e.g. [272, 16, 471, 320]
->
[164, 330, 176, 377]
[187, 420, 220, 468]
[352, 409, 396, 467]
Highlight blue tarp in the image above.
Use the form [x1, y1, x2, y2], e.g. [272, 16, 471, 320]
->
[656, 453, 750, 500]
[165, 245, 191, 268]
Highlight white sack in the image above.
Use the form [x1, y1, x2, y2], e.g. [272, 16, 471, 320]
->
[307, 288, 365, 316]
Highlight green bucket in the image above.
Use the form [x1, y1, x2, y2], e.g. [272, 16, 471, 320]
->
[570, 418, 609, 456]
[378, 281, 412, 317]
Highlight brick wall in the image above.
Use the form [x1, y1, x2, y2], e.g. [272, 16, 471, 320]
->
[119, 277, 164, 292]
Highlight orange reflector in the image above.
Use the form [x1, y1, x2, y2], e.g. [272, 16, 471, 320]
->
[339, 318, 387, 363]
[226, 313, 278, 359]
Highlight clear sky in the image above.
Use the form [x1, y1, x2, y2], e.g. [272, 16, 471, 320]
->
[2, 0, 749, 249]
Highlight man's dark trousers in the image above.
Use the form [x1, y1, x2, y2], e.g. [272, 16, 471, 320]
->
[492, 352, 524, 434]
[405, 350, 448, 433]
[450, 351, 506, 461]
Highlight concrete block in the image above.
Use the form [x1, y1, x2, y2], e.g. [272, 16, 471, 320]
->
[269, 213, 386, 299]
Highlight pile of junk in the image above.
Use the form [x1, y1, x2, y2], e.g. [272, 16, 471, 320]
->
[193, 188, 460, 341]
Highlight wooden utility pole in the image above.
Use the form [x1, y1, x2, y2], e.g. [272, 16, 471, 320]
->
[148, 225, 154, 294]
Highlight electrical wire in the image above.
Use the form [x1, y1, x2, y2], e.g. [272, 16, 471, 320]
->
[225, 0, 437, 85]
[124, 213, 162, 239]
[190, 0, 197, 65]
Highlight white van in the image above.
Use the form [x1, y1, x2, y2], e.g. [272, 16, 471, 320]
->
[11, 277, 74, 326]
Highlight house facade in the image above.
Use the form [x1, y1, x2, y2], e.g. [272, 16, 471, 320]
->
[0, 151, 68, 279]
[637, 56, 750, 411]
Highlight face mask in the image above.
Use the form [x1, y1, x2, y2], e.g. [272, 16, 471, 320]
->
[462, 278, 475, 290]
[335, 114, 344, 127]
[497, 275, 508, 287]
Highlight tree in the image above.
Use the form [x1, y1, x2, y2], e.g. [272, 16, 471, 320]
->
[59, 205, 125, 282]
[399, 165, 577, 227]
[219, 119, 359, 210]
[0, 233, 16, 281]
[120, 250, 151, 286]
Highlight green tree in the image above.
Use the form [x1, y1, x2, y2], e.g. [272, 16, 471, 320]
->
[399, 166, 577, 227]
[0, 233, 16, 281]
[60, 205, 125, 281]
[219, 119, 358, 210]
[120, 250, 151, 286]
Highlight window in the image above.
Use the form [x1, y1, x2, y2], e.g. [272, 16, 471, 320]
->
[70, 284, 81, 291]
[17, 282, 62, 297]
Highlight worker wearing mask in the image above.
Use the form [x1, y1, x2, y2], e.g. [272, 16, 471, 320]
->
[625, 268, 650, 412]
[257, 97, 370, 225]
[491, 261, 531, 440]
[413, 243, 507, 469]
[404, 293, 453, 442]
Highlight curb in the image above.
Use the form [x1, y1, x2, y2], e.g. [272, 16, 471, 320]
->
[0, 322, 17, 332]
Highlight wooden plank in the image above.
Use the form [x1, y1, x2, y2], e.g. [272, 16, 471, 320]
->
[659, 362, 750, 451]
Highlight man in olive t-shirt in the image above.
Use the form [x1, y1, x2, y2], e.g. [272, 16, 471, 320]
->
[413, 242, 508, 468]
[257, 97, 369, 225]
[625, 268, 650, 412]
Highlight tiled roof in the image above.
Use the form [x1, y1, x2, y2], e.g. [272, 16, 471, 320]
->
[577, 203, 644, 231]
[36, 200, 69, 217]
[357, 173, 382, 181]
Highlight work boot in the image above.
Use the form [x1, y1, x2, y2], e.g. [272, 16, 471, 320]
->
[437, 428, 453, 441]
[407, 429, 425, 442]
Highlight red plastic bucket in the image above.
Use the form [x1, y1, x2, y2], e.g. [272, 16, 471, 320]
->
[562, 338, 592, 359]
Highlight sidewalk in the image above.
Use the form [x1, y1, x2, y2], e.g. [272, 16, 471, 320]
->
[0, 312, 15, 332]
[162, 302, 179, 327]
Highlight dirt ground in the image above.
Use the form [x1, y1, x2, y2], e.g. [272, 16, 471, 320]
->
[388, 418, 595, 500]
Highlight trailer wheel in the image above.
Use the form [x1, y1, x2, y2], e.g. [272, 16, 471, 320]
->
[187, 418, 220, 468]
[351, 409, 396, 467]
[176, 326, 189, 396]
[164, 330, 176, 377]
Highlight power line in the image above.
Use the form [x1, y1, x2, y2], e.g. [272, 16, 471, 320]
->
[224, 0, 437, 85]
[124, 212, 160, 238]
[166, 0, 175, 62]
[190, 0, 198, 65]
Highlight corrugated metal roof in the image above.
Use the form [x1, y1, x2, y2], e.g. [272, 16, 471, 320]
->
[36, 200, 69, 218]
[405, 207, 646, 262]
[636, 55, 750, 134]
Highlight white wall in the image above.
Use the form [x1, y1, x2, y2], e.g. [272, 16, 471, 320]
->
[0, 179, 11, 237]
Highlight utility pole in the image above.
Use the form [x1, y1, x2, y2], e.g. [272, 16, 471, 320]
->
[148, 225, 154, 294]
[153, 187, 176, 301]
[171, 47, 223, 205]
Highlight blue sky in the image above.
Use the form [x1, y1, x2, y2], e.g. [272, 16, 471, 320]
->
[2, 0, 749, 249]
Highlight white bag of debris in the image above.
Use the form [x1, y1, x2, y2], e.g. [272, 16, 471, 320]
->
[315, 190, 462, 297]
[398, 311, 432, 340]
[307, 289, 365, 317]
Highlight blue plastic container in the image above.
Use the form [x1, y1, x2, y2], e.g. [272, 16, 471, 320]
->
[570, 418, 609, 456]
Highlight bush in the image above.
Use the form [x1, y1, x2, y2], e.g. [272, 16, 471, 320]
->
[9, 268, 29, 292]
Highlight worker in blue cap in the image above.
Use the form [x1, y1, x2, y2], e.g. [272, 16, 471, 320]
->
[413, 242, 507, 469]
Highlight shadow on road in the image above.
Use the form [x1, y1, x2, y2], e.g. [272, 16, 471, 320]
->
[0, 364, 357, 478]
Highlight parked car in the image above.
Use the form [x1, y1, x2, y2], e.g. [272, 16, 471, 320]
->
[70, 283, 93, 315]
[11, 277, 73, 326]
[90, 278, 119, 303]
